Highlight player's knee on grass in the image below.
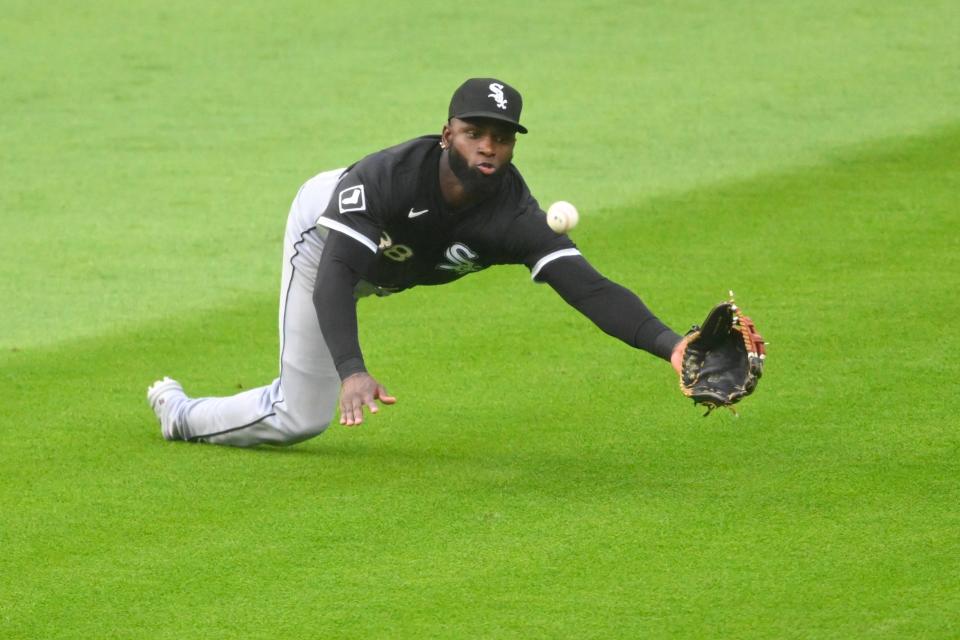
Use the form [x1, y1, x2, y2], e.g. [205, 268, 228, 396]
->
[273, 413, 332, 446]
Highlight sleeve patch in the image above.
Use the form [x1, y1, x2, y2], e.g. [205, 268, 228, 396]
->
[338, 185, 366, 213]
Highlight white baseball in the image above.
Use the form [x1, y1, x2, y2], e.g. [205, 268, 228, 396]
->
[546, 201, 579, 234]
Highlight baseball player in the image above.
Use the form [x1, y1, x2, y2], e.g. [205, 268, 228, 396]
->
[148, 78, 686, 446]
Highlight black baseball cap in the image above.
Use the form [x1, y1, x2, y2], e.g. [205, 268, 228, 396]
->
[448, 77, 528, 134]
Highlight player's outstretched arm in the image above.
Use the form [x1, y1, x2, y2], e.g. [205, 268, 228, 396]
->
[538, 255, 683, 364]
[339, 373, 397, 426]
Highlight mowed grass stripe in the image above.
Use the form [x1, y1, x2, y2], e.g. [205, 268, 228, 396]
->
[1, 126, 958, 638]
[4, 1, 958, 353]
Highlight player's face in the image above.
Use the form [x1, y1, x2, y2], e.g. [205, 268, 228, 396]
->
[443, 117, 517, 191]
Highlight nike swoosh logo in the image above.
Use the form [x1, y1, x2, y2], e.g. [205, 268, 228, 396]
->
[408, 208, 429, 218]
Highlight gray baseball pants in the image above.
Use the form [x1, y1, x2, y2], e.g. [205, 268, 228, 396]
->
[175, 168, 347, 446]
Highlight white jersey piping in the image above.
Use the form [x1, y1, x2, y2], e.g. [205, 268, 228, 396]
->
[530, 248, 582, 280]
[316, 217, 378, 254]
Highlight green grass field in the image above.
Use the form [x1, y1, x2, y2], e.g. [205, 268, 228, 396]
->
[2, 1, 958, 637]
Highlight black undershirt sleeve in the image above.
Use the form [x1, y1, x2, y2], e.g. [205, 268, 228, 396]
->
[313, 230, 378, 380]
[537, 255, 682, 361]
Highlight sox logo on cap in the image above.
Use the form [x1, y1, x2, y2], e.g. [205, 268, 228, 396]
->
[488, 83, 508, 110]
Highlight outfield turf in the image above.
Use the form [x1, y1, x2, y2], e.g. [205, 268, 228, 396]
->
[2, 1, 959, 638]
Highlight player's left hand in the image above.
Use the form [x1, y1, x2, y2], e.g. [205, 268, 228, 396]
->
[339, 372, 397, 426]
[670, 336, 690, 375]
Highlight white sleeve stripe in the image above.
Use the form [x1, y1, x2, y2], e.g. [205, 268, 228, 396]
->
[316, 217, 379, 254]
[530, 248, 582, 280]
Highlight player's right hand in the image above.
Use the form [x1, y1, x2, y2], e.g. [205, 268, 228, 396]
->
[339, 372, 397, 426]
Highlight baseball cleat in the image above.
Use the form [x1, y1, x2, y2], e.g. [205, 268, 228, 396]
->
[147, 376, 187, 441]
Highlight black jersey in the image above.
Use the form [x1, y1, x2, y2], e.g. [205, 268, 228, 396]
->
[312, 135, 681, 379]
[316, 135, 580, 292]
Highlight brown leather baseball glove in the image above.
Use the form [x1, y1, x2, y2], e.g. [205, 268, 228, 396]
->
[679, 299, 766, 415]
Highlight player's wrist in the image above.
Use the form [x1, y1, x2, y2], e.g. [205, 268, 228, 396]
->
[654, 329, 684, 362]
[669, 336, 687, 374]
[336, 357, 367, 381]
